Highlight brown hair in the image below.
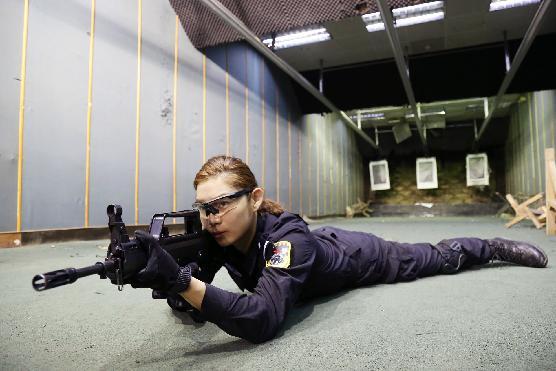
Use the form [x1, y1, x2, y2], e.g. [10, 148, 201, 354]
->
[193, 155, 285, 216]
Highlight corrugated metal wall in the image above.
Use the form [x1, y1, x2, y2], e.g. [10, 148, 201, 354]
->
[505, 90, 556, 196]
[0, 0, 364, 232]
[299, 113, 364, 218]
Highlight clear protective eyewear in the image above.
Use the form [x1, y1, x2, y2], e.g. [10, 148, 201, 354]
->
[192, 189, 253, 219]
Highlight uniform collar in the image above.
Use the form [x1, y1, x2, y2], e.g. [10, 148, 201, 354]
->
[242, 212, 277, 277]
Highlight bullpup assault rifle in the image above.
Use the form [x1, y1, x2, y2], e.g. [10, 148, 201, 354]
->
[32, 205, 210, 292]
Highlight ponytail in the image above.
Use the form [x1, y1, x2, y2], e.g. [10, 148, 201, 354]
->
[258, 199, 285, 216]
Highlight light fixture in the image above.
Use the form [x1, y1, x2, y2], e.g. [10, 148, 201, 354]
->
[489, 0, 541, 12]
[362, 1, 445, 33]
[262, 26, 331, 50]
[394, 11, 444, 27]
[405, 110, 446, 118]
[362, 12, 385, 32]
[349, 112, 386, 120]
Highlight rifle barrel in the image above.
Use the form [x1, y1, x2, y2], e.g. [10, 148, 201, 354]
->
[32, 260, 116, 291]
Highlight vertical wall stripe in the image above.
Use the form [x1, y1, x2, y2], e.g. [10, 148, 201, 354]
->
[276, 87, 280, 203]
[244, 49, 249, 164]
[335, 123, 339, 213]
[533, 93, 542, 192]
[552, 93, 556, 149]
[329, 119, 332, 213]
[298, 123, 303, 216]
[509, 116, 513, 194]
[551, 92, 556, 149]
[84, 0, 96, 227]
[515, 114, 519, 193]
[225, 46, 230, 156]
[512, 115, 521, 193]
[517, 110, 521, 193]
[330, 120, 334, 213]
[518, 102, 524, 193]
[517, 111, 520, 193]
[172, 15, 179, 212]
[316, 118, 320, 216]
[540, 91, 546, 151]
[508, 115, 515, 193]
[261, 58, 265, 187]
[342, 127, 346, 208]
[523, 94, 535, 194]
[308, 119, 313, 215]
[134, 0, 143, 225]
[527, 94, 536, 192]
[202, 54, 206, 163]
[333, 120, 336, 212]
[324, 118, 328, 215]
[328, 118, 332, 213]
[505, 139, 509, 195]
[323, 118, 327, 215]
[16, 0, 30, 232]
[508, 117, 511, 194]
[288, 113, 292, 211]
[339, 125, 342, 212]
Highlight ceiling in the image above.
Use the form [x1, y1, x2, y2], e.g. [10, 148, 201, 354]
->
[170, 0, 416, 49]
[176, 0, 555, 155]
[179, 1, 556, 113]
[275, 0, 556, 71]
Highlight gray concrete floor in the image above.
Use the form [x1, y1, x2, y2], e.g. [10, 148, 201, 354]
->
[1, 216, 555, 370]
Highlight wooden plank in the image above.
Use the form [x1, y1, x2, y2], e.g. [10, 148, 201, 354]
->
[505, 215, 525, 228]
[525, 208, 544, 229]
[546, 148, 556, 235]
[505, 194, 521, 212]
[0, 233, 22, 248]
[521, 192, 543, 207]
[505, 192, 545, 229]
[0, 224, 150, 247]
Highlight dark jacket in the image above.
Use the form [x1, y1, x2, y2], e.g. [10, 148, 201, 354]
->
[197, 211, 393, 343]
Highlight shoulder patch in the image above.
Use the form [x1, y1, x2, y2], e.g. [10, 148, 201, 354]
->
[265, 240, 292, 269]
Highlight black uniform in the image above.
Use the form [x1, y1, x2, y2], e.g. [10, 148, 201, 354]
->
[195, 211, 494, 343]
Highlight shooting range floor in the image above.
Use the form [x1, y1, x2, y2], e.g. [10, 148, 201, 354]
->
[1, 216, 555, 370]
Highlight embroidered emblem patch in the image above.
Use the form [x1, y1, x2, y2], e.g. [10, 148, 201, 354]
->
[265, 241, 292, 268]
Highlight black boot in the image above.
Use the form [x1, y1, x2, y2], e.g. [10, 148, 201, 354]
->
[488, 238, 548, 268]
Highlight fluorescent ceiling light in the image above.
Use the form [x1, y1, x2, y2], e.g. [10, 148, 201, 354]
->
[362, 1, 445, 33]
[393, 1, 444, 18]
[366, 22, 386, 32]
[349, 112, 385, 120]
[362, 12, 385, 32]
[262, 27, 331, 50]
[406, 110, 446, 118]
[395, 11, 444, 27]
[489, 0, 541, 12]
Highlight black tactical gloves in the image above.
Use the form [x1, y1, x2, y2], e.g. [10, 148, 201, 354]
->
[130, 230, 192, 294]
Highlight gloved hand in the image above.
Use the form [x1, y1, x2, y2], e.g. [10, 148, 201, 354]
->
[130, 230, 191, 294]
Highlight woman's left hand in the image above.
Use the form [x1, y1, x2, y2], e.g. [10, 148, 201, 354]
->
[130, 230, 192, 294]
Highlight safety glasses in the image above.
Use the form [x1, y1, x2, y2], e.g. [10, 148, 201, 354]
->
[192, 189, 253, 219]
